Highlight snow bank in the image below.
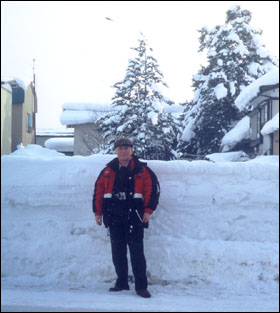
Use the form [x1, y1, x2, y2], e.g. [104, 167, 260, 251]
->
[206, 151, 250, 162]
[10, 144, 66, 158]
[44, 138, 74, 152]
[1, 152, 279, 293]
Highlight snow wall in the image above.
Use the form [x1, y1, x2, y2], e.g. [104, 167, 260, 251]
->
[1, 154, 279, 291]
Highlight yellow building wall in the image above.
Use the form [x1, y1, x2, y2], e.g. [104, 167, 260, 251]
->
[1, 86, 12, 155]
[21, 84, 35, 146]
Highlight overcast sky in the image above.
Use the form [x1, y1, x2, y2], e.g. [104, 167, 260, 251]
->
[1, 1, 279, 129]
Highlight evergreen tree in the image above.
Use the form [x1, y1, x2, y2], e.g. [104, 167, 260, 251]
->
[178, 5, 278, 157]
[99, 34, 180, 160]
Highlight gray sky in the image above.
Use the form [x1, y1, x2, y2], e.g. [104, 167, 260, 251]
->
[1, 1, 279, 129]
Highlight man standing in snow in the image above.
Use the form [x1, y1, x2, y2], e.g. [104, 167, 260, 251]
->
[93, 138, 160, 298]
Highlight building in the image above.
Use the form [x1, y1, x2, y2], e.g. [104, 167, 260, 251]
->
[60, 102, 115, 156]
[1, 83, 12, 155]
[36, 128, 74, 156]
[60, 102, 184, 156]
[1, 77, 37, 155]
[249, 84, 279, 155]
[231, 69, 279, 155]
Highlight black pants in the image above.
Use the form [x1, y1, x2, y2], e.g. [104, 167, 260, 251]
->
[109, 223, 148, 291]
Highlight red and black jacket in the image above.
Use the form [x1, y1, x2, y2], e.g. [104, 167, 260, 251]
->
[93, 155, 159, 226]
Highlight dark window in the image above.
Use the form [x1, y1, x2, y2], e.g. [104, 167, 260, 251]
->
[27, 113, 32, 133]
[257, 111, 261, 138]
[12, 87, 25, 104]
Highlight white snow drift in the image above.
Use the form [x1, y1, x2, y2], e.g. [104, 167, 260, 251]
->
[1, 145, 279, 298]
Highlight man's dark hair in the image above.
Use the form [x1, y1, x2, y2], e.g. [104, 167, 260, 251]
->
[114, 138, 133, 149]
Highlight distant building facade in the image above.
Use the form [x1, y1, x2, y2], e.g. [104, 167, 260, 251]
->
[60, 102, 184, 156]
[248, 84, 279, 155]
[60, 103, 115, 156]
[224, 69, 279, 156]
[1, 83, 12, 155]
[1, 77, 37, 155]
[36, 128, 74, 156]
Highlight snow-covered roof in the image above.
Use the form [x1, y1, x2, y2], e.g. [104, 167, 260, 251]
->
[62, 102, 113, 111]
[221, 116, 250, 152]
[1, 76, 29, 91]
[44, 138, 74, 152]
[60, 102, 183, 126]
[60, 102, 115, 126]
[37, 127, 74, 136]
[1, 82, 12, 93]
[261, 113, 279, 136]
[235, 68, 279, 111]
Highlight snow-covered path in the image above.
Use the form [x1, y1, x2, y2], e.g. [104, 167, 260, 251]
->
[1, 283, 279, 312]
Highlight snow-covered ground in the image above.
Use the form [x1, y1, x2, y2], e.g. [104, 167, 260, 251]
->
[1, 145, 279, 312]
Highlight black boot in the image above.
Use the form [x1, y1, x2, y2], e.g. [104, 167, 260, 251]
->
[136, 289, 151, 298]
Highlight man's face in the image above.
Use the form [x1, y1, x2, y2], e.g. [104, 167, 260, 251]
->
[115, 146, 133, 163]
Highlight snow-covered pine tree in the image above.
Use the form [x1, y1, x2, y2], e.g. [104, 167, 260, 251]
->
[99, 34, 180, 160]
[178, 5, 278, 157]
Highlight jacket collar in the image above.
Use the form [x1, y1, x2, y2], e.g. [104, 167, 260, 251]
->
[107, 155, 146, 173]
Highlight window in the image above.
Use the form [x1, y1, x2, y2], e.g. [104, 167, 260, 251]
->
[260, 101, 270, 127]
[256, 111, 261, 138]
[250, 113, 259, 140]
[264, 104, 268, 122]
[261, 106, 265, 125]
[272, 99, 279, 117]
[27, 113, 32, 133]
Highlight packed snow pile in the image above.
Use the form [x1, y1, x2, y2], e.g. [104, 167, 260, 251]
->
[261, 112, 279, 136]
[11, 143, 66, 158]
[1, 148, 279, 295]
[44, 138, 74, 152]
[206, 151, 250, 162]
